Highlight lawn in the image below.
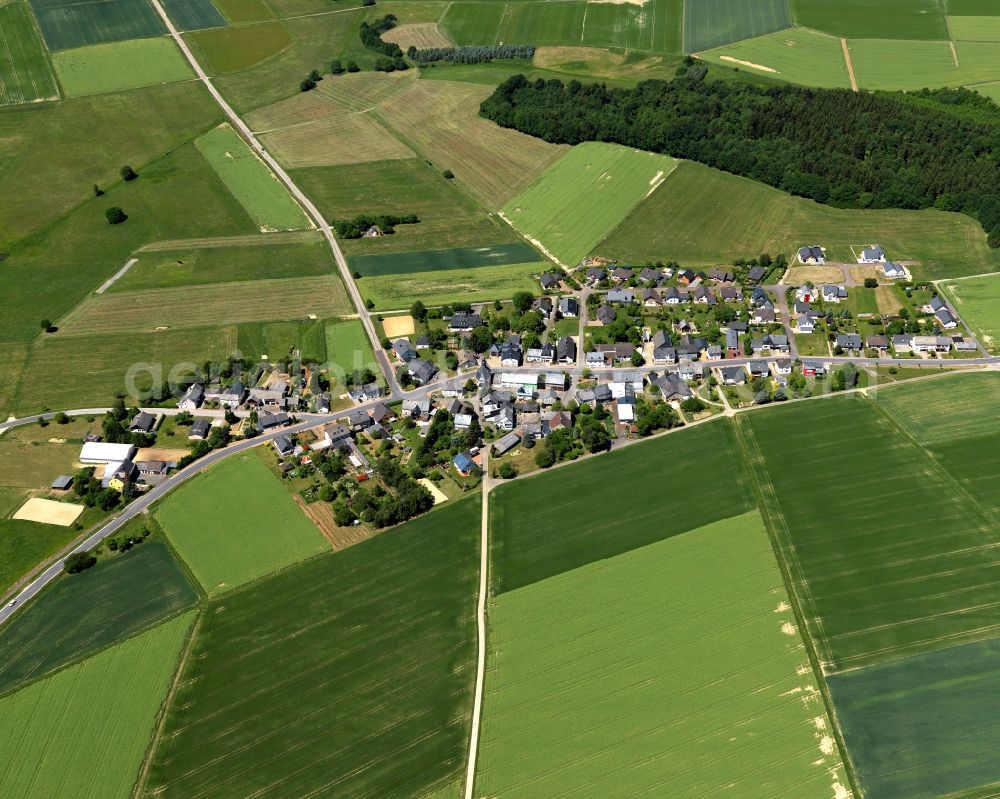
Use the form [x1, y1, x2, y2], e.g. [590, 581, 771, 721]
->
[738, 394, 1000, 673]
[683, 0, 792, 52]
[850, 38, 1000, 90]
[195, 124, 311, 231]
[350, 241, 541, 277]
[325, 319, 377, 378]
[829, 637, 1000, 799]
[490, 419, 753, 594]
[597, 160, 999, 280]
[360, 261, 543, 310]
[0, 3, 59, 106]
[28, 0, 165, 50]
[0, 612, 194, 799]
[374, 78, 568, 208]
[941, 274, 1000, 353]
[52, 37, 194, 97]
[155, 451, 329, 595]
[236, 317, 327, 361]
[501, 142, 679, 268]
[477, 511, 849, 798]
[0, 539, 197, 696]
[113, 236, 332, 291]
[139, 497, 480, 799]
[162, 0, 226, 29]
[790, 0, 949, 40]
[187, 21, 292, 73]
[700, 27, 851, 88]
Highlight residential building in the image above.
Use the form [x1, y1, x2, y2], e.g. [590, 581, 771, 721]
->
[392, 338, 418, 363]
[797, 245, 825, 264]
[492, 431, 521, 455]
[836, 333, 863, 351]
[407, 359, 437, 385]
[558, 296, 579, 317]
[449, 312, 483, 332]
[188, 419, 211, 440]
[821, 285, 848, 303]
[882, 262, 907, 279]
[539, 272, 561, 291]
[128, 411, 156, 434]
[556, 336, 577, 364]
[858, 244, 887, 264]
[178, 383, 204, 411]
[272, 435, 294, 457]
[606, 289, 635, 304]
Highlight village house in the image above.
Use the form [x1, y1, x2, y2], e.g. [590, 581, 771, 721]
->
[836, 333, 863, 351]
[448, 312, 483, 332]
[558, 296, 579, 317]
[891, 334, 913, 353]
[642, 288, 662, 307]
[797, 245, 825, 264]
[866, 335, 889, 352]
[606, 289, 635, 304]
[407, 359, 437, 385]
[747, 266, 767, 283]
[857, 244, 887, 264]
[882, 262, 906, 279]
[797, 316, 815, 334]
[492, 430, 521, 456]
[349, 382, 381, 403]
[401, 398, 432, 418]
[652, 330, 677, 365]
[720, 366, 746, 385]
[802, 361, 826, 377]
[556, 336, 577, 364]
[751, 334, 789, 354]
[532, 297, 553, 318]
[772, 359, 792, 375]
[188, 419, 211, 440]
[586, 267, 606, 285]
[952, 336, 977, 352]
[639, 267, 661, 284]
[392, 338, 418, 363]
[596, 305, 617, 326]
[935, 308, 958, 329]
[177, 383, 204, 411]
[272, 435, 294, 457]
[128, 411, 157, 434]
[821, 285, 848, 303]
[611, 266, 633, 283]
[500, 339, 522, 367]
[912, 335, 951, 353]
[746, 360, 769, 379]
[539, 272, 561, 291]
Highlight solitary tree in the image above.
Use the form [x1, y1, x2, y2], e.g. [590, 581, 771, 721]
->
[331, 59, 345, 74]
[105, 206, 127, 225]
[511, 291, 534, 314]
[93, 183, 104, 197]
[346, 60, 360, 73]
[442, 169, 454, 180]
[309, 69, 321, 81]
[120, 165, 138, 182]
[40, 318, 52, 333]
[410, 300, 427, 322]
[64, 551, 97, 574]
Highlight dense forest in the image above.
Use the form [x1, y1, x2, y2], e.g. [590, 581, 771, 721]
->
[407, 44, 535, 64]
[480, 66, 1000, 246]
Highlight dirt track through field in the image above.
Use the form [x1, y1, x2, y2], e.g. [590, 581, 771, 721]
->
[841, 38, 858, 91]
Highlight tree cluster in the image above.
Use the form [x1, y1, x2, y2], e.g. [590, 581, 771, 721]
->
[360, 15, 403, 57]
[407, 44, 534, 64]
[480, 73, 1000, 246]
[73, 466, 127, 511]
[333, 213, 419, 238]
[348, 455, 434, 527]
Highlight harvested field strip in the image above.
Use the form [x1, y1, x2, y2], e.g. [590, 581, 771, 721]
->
[741, 394, 1000, 673]
[0, 540, 197, 697]
[138, 230, 319, 250]
[28, 0, 166, 51]
[940, 274, 1000, 354]
[315, 70, 416, 112]
[490, 419, 753, 594]
[375, 78, 567, 208]
[155, 452, 330, 595]
[52, 37, 194, 98]
[57, 274, 350, 335]
[195, 124, 310, 231]
[0, 3, 59, 106]
[0, 612, 194, 799]
[360, 261, 542, 310]
[684, 0, 792, 52]
[291, 494, 373, 551]
[381, 22, 453, 49]
[139, 497, 480, 799]
[829, 637, 1000, 799]
[349, 241, 541, 277]
[477, 512, 849, 798]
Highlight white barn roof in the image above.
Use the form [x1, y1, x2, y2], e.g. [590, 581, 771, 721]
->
[79, 442, 136, 464]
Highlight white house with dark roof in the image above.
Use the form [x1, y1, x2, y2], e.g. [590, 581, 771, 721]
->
[797, 245, 825, 264]
[858, 244, 887, 264]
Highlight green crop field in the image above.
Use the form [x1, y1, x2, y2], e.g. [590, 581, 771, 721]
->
[597, 160, 999, 280]
[195, 124, 310, 231]
[948, 15, 1000, 42]
[739, 394, 1000, 673]
[162, 0, 226, 29]
[941, 274, 1000, 353]
[440, 1, 506, 45]
[349, 241, 541, 277]
[360, 261, 542, 310]
[0, 540, 197, 697]
[502, 142, 679, 268]
[701, 27, 851, 87]
[790, 0, 948, 40]
[948, 0, 1000, 13]
[498, 2, 587, 46]
[236, 317, 327, 361]
[850, 38, 1000, 90]
[52, 37, 193, 97]
[490, 420, 752, 594]
[214, 0, 274, 22]
[139, 497, 480, 799]
[0, 518, 86, 596]
[325, 319, 377, 378]
[0, 3, 59, 106]
[156, 452, 329, 595]
[582, 0, 682, 52]
[477, 511, 849, 797]
[28, 0, 165, 51]
[187, 21, 292, 73]
[0, 611, 194, 799]
[113, 236, 331, 291]
[830, 637, 1000, 799]
[684, 0, 791, 52]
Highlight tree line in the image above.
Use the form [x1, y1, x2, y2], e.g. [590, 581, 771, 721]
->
[359, 14, 408, 72]
[333, 213, 419, 238]
[480, 67, 1000, 246]
[407, 44, 535, 64]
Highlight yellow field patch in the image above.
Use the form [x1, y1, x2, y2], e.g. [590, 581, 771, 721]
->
[135, 447, 189, 462]
[382, 314, 415, 337]
[381, 22, 453, 50]
[418, 478, 449, 505]
[785, 265, 843, 284]
[13, 497, 85, 526]
[875, 284, 901, 316]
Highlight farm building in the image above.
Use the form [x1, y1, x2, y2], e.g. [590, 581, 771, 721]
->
[51, 475, 73, 491]
[79, 442, 137, 464]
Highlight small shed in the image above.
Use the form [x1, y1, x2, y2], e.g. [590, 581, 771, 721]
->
[51, 475, 74, 491]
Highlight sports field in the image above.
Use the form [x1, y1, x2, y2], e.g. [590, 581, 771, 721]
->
[161, 0, 226, 29]
[325, 319, 377, 378]
[360, 261, 542, 310]
[156, 452, 329, 595]
[739, 394, 1000, 673]
[829, 636, 1000, 799]
[477, 512, 849, 797]
[236, 317, 327, 361]
[684, 0, 792, 52]
[52, 37, 193, 97]
[28, 0, 165, 51]
[597, 160, 999, 280]
[248, 90, 413, 168]
[941, 274, 1000, 353]
[0, 612, 194, 799]
[701, 28, 851, 87]
[196, 124, 309, 231]
[790, 0, 948, 40]
[187, 21, 292, 73]
[0, 540, 196, 696]
[350, 241, 540, 277]
[139, 497, 479, 799]
[501, 142, 679, 268]
[0, 3, 59, 106]
[375, 79, 568, 208]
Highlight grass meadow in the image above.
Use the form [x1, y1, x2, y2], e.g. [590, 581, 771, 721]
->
[155, 452, 329, 595]
[0, 611, 194, 799]
[187, 21, 293, 73]
[790, 0, 948, 40]
[315, 69, 414, 112]
[739, 394, 1000, 673]
[502, 142, 679, 267]
[829, 636, 1000, 799]
[0, 540, 197, 697]
[213, 0, 275, 22]
[162, 0, 226, 30]
[52, 37, 193, 97]
[477, 512, 849, 797]
[350, 241, 540, 277]
[850, 38, 1000, 90]
[139, 497, 479, 799]
[195, 124, 310, 231]
[28, 0, 165, 51]
[0, 3, 59, 106]
[597, 161, 999, 280]
[236, 317, 327, 361]
[941, 274, 1000, 353]
[325, 319, 377, 377]
[683, 0, 792, 52]
[489, 419, 753, 594]
[948, 15, 1000, 42]
[360, 261, 542, 310]
[440, 1, 506, 45]
[701, 28, 851, 87]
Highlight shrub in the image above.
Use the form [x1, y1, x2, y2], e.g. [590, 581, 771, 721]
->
[64, 551, 97, 574]
[105, 207, 127, 225]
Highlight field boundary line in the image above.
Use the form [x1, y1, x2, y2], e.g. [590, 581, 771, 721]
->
[841, 38, 858, 91]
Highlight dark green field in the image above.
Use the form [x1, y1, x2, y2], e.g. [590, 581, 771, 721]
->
[28, 0, 165, 50]
[684, 0, 792, 52]
[0, 3, 59, 106]
[489, 420, 754, 594]
[349, 241, 540, 277]
[790, 0, 949, 40]
[829, 636, 1000, 799]
[162, 0, 226, 29]
[0, 539, 197, 697]
[139, 496, 479, 799]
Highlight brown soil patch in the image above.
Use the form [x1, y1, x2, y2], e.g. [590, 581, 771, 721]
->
[294, 495, 374, 551]
[13, 497, 84, 526]
[383, 314, 415, 337]
[135, 447, 189, 462]
[787, 265, 843, 284]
